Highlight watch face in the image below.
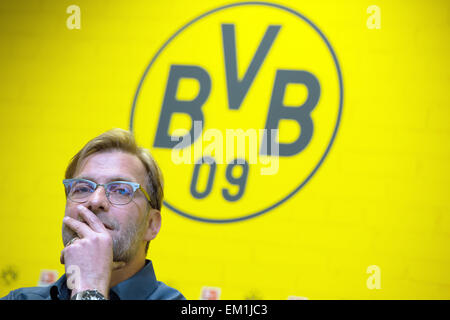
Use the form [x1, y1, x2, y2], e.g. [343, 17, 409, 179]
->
[75, 290, 106, 300]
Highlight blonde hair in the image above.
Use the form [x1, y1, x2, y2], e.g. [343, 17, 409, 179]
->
[65, 128, 164, 211]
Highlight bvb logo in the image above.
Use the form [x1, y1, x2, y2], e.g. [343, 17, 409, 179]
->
[131, 2, 343, 223]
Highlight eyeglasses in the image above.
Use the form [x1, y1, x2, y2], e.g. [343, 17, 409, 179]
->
[63, 178, 152, 206]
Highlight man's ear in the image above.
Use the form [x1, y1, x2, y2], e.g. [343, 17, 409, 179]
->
[144, 209, 161, 241]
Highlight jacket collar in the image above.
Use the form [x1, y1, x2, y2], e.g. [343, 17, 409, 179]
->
[110, 259, 158, 300]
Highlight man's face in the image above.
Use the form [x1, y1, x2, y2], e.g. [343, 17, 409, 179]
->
[62, 150, 156, 263]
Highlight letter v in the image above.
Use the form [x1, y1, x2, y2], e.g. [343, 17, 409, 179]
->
[222, 24, 281, 110]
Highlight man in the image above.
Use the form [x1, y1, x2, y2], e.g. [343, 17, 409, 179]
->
[2, 128, 185, 300]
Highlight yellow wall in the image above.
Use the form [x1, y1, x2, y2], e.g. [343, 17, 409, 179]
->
[0, 0, 449, 299]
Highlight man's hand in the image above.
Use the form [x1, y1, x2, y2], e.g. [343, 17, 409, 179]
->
[60, 205, 124, 299]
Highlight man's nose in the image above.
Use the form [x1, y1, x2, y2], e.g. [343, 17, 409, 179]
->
[86, 185, 109, 213]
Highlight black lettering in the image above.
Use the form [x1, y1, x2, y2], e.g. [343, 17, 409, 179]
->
[154, 65, 211, 149]
[261, 69, 320, 156]
[222, 24, 281, 110]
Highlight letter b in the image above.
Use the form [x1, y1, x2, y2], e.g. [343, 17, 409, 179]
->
[154, 65, 211, 149]
[261, 69, 320, 156]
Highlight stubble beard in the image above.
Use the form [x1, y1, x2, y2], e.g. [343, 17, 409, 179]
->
[111, 217, 147, 263]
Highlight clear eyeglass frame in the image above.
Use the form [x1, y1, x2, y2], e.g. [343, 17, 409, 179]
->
[62, 178, 152, 206]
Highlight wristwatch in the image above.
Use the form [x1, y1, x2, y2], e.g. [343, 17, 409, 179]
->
[71, 289, 106, 300]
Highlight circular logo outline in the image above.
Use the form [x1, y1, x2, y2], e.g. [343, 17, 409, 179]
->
[130, 1, 344, 223]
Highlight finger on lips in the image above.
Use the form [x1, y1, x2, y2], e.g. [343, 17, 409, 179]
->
[77, 205, 108, 233]
[63, 216, 93, 238]
[61, 207, 114, 267]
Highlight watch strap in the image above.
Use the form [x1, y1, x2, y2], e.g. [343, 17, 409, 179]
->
[71, 289, 106, 300]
